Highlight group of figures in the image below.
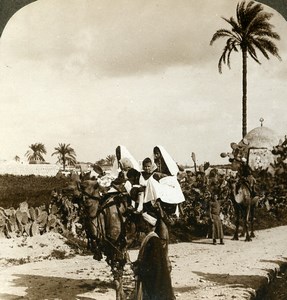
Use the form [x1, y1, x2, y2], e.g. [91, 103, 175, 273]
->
[69, 143, 264, 299]
[70, 145, 186, 300]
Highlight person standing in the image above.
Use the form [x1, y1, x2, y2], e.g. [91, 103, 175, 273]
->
[133, 212, 175, 300]
[209, 193, 224, 245]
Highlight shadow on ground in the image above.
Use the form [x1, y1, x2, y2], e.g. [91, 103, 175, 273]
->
[0, 274, 114, 300]
[193, 271, 268, 298]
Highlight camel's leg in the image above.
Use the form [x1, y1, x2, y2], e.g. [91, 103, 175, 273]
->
[250, 206, 255, 238]
[4, 224, 11, 239]
[232, 207, 240, 241]
[114, 277, 126, 300]
[241, 217, 247, 237]
[244, 207, 252, 242]
[113, 265, 126, 300]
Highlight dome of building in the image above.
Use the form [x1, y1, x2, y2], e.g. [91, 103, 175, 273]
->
[239, 126, 279, 149]
[229, 126, 280, 172]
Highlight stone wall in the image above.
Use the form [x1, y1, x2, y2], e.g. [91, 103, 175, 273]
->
[0, 163, 60, 177]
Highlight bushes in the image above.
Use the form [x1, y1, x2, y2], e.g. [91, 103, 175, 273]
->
[0, 175, 69, 208]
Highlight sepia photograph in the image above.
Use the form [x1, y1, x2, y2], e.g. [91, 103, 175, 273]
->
[0, 0, 287, 299]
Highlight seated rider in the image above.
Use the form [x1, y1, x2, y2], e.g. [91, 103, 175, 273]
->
[126, 157, 156, 213]
[237, 158, 256, 197]
[151, 146, 185, 216]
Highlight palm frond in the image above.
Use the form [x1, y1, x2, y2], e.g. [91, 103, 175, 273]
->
[247, 43, 261, 64]
[252, 37, 281, 60]
[210, 29, 235, 45]
[253, 29, 280, 40]
[222, 16, 241, 34]
[216, 36, 240, 73]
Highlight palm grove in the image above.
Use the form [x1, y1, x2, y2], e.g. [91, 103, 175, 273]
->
[23, 143, 116, 170]
[24, 143, 77, 171]
[210, 1, 281, 138]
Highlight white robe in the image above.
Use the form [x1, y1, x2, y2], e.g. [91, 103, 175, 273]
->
[141, 145, 185, 205]
[142, 175, 185, 205]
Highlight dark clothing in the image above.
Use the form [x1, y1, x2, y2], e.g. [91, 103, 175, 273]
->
[211, 215, 224, 239]
[209, 200, 224, 240]
[135, 232, 174, 300]
[154, 159, 172, 177]
[142, 171, 154, 181]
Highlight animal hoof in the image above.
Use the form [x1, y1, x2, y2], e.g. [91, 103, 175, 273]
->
[245, 238, 252, 242]
[93, 252, 103, 261]
[231, 237, 239, 241]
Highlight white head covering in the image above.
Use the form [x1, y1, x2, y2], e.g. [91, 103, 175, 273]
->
[153, 145, 179, 176]
[142, 212, 157, 226]
[110, 145, 140, 177]
[140, 157, 157, 172]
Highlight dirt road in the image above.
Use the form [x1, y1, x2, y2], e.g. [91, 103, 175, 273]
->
[0, 226, 287, 299]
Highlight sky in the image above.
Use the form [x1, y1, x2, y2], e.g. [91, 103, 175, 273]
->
[0, 0, 286, 166]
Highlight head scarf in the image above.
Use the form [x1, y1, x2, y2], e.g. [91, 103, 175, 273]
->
[142, 212, 157, 226]
[110, 145, 140, 177]
[119, 157, 133, 171]
[153, 145, 179, 176]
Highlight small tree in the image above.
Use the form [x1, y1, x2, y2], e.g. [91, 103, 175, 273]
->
[14, 155, 20, 162]
[51, 143, 77, 171]
[25, 143, 47, 163]
[96, 159, 106, 167]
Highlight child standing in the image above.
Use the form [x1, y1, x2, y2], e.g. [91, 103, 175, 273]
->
[209, 193, 224, 245]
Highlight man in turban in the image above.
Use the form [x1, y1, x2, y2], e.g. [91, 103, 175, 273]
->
[133, 212, 175, 300]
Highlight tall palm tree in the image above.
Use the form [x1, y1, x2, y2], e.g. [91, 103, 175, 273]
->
[25, 143, 47, 163]
[51, 143, 77, 171]
[210, 1, 281, 138]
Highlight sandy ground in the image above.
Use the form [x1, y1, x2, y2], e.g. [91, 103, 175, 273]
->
[0, 226, 287, 300]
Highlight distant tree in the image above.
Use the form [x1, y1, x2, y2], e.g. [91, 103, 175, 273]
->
[105, 154, 116, 166]
[25, 143, 47, 163]
[210, 1, 281, 138]
[96, 159, 106, 167]
[51, 143, 77, 171]
[14, 155, 20, 162]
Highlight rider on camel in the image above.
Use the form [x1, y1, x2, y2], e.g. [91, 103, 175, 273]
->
[236, 158, 257, 197]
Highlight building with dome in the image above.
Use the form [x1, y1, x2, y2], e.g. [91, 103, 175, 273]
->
[241, 126, 280, 171]
[228, 124, 281, 172]
[238, 126, 280, 150]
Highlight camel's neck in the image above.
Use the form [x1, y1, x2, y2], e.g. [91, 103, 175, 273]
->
[230, 182, 237, 196]
[229, 182, 239, 204]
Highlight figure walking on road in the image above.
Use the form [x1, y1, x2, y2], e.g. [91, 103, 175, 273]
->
[133, 211, 175, 300]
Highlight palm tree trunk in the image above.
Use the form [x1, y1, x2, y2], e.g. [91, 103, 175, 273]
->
[63, 158, 66, 171]
[242, 48, 248, 138]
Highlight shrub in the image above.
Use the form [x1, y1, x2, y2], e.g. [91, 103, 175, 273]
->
[0, 175, 69, 208]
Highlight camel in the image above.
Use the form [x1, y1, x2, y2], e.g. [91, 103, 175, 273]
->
[69, 170, 171, 300]
[229, 179, 259, 241]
